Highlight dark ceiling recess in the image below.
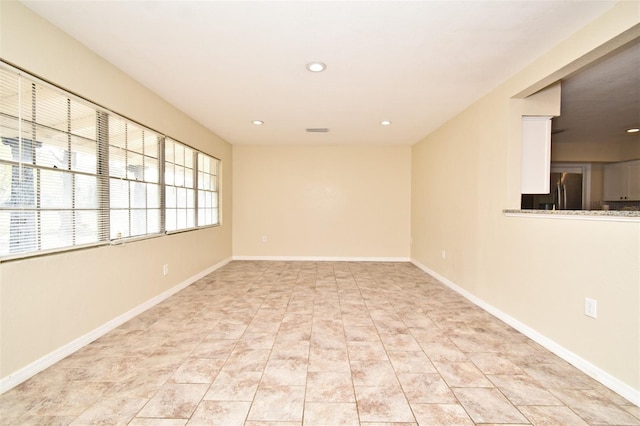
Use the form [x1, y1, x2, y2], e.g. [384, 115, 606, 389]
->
[552, 38, 640, 146]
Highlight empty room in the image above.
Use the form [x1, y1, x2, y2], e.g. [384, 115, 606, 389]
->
[1, 0, 639, 424]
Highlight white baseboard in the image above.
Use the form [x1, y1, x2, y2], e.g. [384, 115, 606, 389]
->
[411, 259, 640, 407]
[232, 255, 411, 262]
[0, 257, 232, 395]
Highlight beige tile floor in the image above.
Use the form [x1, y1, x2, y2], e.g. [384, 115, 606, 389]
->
[1, 261, 639, 425]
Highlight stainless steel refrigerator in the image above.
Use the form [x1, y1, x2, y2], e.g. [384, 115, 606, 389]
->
[552, 172, 583, 210]
[521, 172, 583, 210]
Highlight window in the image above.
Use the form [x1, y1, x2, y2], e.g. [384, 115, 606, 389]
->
[165, 139, 221, 232]
[164, 138, 195, 232]
[108, 117, 161, 239]
[0, 63, 221, 260]
[0, 68, 108, 257]
[197, 152, 220, 227]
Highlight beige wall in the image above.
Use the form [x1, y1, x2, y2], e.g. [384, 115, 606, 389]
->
[0, 1, 232, 379]
[2, 0, 639, 404]
[412, 1, 640, 398]
[233, 145, 411, 259]
[552, 140, 640, 163]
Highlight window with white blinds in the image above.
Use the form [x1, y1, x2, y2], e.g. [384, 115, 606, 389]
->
[108, 117, 162, 239]
[197, 152, 220, 227]
[0, 68, 108, 257]
[164, 140, 221, 232]
[165, 138, 195, 232]
[0, 63, 221, 260]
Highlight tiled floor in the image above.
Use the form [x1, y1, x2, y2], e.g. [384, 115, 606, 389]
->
[1, 261, 639, 425]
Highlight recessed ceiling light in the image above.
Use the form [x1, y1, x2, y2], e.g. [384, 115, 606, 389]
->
[626, 128, 640, 133]
[306, 62, 326, 73]
[380, 120, 392, 126]
[252, 120, 264, 125]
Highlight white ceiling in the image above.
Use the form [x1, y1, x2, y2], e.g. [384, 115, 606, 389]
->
[22, 0, 619, 146]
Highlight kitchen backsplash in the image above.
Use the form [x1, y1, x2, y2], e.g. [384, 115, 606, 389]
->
[591, 200, 640, 211]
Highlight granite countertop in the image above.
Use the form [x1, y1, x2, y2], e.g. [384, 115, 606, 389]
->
[503, 209, 640, 219]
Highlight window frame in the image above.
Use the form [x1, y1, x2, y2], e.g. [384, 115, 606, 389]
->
[0, 62, 221, 262]
[164, 138, 221, 234]
[0, 67, 110, 259]
[197, 151, 221, 228]
[107, 116, 163, 241]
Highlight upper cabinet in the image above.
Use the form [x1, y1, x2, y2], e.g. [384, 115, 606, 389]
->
[521, 116, 553, 194]
[603, 160, 640, 201]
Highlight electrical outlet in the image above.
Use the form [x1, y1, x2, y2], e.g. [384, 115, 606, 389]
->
[163, 264, 169, 276]
[584, 297, 597, 319]
[261, 235, 268, 243]
[442, 250, 446, 259]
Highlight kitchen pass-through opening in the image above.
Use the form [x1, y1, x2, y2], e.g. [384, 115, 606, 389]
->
[521, 164, 591, 210]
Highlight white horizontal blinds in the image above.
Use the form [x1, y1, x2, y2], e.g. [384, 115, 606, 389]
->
[108, 116, 161, 239]
[197, 152, 220, 226]
[0, 67, 108, 257]
[0, 63, 221, 259]
[164, 138, 195, 231]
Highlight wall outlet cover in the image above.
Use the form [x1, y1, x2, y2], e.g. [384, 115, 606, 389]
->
[585, 297, 597, 319]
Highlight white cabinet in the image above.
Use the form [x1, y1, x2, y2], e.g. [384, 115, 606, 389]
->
[521, 116, 552, 194]
[603, 160, 640, 201]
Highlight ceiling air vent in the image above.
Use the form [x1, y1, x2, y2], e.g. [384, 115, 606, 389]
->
[306, 128, 329, 133]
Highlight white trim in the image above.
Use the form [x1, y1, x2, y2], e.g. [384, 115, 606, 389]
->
[232, 255, 411, 262]
[0, 257, 233, 395]
[410, 259, 640, 406]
